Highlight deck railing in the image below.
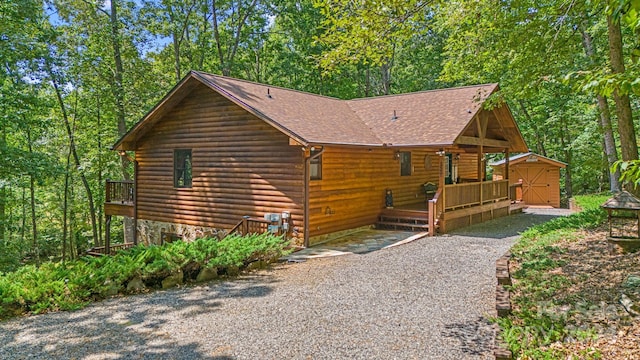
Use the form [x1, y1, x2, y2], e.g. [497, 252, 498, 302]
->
[86, 242, 135, 256]
[444, 180, 509, 211]
[428, 189, 444, 236]
[229, 216, 272, 235]
[106, 180, 134, 204]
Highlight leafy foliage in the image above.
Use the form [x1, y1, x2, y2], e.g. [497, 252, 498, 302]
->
[0, 233, 290, 320]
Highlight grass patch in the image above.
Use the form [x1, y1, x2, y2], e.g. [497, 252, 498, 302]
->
[0, 233, 290, 320]
[499, 194, 610, 359]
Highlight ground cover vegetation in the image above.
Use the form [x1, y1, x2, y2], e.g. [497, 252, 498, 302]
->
[499, 194, 640, 359]
[1, 1, 639, 269]
[0, 233, 289, 320]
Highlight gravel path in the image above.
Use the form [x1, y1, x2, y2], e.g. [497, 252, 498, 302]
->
[0, 211, 564, 359]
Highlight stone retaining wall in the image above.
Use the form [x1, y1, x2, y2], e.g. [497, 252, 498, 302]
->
[136, 219, 226, 245]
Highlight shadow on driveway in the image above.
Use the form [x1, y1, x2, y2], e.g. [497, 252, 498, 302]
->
[448, 208, 574, 239]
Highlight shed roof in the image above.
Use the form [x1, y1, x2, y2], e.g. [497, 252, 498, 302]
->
[113, 71, 528, 152]
[490, 152, 567, 168]
[602, 191, 640, 210]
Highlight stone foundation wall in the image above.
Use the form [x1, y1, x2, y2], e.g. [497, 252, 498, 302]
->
[137, 219, 226, 245]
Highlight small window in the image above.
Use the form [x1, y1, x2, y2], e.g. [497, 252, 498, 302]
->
[174, 149, 192, 188]
[310, 149, 322, 180]
[400, 151, 411, 176]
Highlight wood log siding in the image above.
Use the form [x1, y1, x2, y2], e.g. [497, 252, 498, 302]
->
[308, 148, 478, 240]
[134, 84, 304, 237]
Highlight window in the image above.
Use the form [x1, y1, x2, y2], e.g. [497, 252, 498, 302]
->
[310, 149, 322, 180]
[174, 149, 192, 188]
[400, 151, 411, 176]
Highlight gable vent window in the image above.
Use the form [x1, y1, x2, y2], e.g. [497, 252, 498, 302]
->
[400, 151, 412, 176]
[174, 149, 192, 188]
[310, 149, 322, 180]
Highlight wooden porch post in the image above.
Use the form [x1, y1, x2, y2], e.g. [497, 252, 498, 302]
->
[439, 151, 446, 207]
[133, 160, 138, 245]
[478, 145, 484, 204]
[105, 215, 111, 255]
[505, 149, 510, 181]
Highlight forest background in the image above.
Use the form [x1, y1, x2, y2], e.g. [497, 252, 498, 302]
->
[1, 0, 639, 270]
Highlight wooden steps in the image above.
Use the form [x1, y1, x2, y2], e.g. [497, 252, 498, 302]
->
[376, 208, 430, 231]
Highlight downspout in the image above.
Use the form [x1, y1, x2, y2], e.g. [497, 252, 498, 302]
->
[303, 146, 325, 247]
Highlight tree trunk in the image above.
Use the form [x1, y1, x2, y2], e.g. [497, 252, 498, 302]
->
[517, 100, 545, 155]
[608, 15, 639, 162]
[0, 129, 5, 244]
[62, 141, 72, 262]
[26, 129, 40, 266]
[580, 26, 621, 191]
[46, 62, 100, 247]
[109, 0, 131, 179]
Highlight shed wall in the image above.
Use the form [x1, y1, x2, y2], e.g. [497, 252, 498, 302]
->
[493, 163, 562, 208]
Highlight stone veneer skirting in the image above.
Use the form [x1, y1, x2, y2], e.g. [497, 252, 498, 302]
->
[137, 219, 226, 245]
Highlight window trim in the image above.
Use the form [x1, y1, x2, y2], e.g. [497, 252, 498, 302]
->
[310, 150, 322, 180]
[174, 149, 192, 188]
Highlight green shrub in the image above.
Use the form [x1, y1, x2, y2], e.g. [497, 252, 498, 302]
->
[0, 233, 290, 320]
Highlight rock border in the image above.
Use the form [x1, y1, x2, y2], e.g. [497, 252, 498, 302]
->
[495, 251, 513, 360]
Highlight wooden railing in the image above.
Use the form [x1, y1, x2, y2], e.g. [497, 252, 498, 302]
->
[229, 216, 271, 235]
[428, 189, 443, 236]
[86, 242, 135, 256]
[106, 180, 134, 203]
[509, 182, 523, 202]
[444, 180, 509, 211]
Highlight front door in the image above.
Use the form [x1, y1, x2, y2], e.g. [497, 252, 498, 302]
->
[445, 154, 454, 184]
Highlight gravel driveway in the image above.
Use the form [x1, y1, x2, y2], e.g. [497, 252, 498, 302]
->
[0, 210, 565, 359]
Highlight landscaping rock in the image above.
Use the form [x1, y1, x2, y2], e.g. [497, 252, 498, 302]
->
[161, 270, 183, 289]
[196, 267, 218, 282]
[620, 293, 640, 316]
[623, 274, 640, 291]
[102, 280, 120, 297]
[247, 260, 267, 271]
[126, 276, 146, 293]
[225, 265, 239, 276]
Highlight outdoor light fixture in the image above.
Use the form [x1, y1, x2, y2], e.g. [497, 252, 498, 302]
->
[455, 154, 460, 160]
[118, 150, 127, 156]
[394, 151, 401, 159]
[435, 149, 446, 156]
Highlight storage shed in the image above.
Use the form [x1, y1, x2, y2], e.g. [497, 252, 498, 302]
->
[490, 153, 566, 208]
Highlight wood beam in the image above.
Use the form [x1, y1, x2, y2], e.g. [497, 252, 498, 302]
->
[456, 136, 510, 148]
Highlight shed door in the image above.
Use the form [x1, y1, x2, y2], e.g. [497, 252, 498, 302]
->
[512, 165, 550, 206]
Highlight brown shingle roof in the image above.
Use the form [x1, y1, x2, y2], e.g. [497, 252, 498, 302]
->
[113, 71, 526, 151]
[602, 191, 640, 210]
[347, 84, 495, 146]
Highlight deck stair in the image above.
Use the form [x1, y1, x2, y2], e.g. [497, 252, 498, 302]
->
[376, 208, 430, 231]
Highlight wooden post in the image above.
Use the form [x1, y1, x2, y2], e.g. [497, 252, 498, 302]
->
[428, 199, 435, 236]
[105, 215, 111, 255]
[439, 153, 446, 209]
[505, 149, 510, 182]
[133, 161, 138, 245]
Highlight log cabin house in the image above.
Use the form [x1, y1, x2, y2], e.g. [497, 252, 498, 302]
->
[102, 70, 528, 253]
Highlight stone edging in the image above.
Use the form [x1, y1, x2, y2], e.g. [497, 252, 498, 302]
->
[495, 251, 513, 360]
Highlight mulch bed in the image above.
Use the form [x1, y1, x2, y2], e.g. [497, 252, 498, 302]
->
[510, 228, 640, 358]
